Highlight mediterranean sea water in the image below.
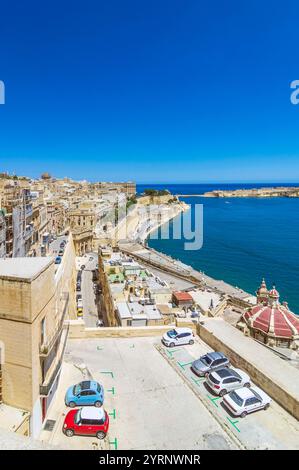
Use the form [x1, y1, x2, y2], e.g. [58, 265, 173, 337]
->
[137, 183, 299, 314]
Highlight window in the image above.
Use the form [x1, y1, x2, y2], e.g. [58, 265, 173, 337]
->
[41, 318, 46, 345]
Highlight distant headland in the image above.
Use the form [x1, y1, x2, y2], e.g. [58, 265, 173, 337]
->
[203, 186, 299, 198]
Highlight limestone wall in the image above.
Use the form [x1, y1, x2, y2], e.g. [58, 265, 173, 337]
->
[68, 320, 170, 339]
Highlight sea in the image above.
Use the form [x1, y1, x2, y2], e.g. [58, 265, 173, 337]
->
[137, 183, 299, 314]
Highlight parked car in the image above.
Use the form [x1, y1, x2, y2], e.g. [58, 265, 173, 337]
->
[63, 406, 109, 439]
[60, 242, 65, 248]
[77, 307, 83, 318]
[206, 367, 251, 396]
[58, 250, 64, 257]
[223, 386, 271, 418]
[81, 264, 86, 270]
[55, 256, 62, 265]
[96, 319, 104, 327]
[76, 283, 81, 292]
[191, 352, 230, 377]
[162, 327, 195, 347]
[65, 380, 104, 408]
[77, 298, 83, 309]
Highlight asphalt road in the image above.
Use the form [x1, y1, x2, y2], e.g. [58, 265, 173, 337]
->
[76, 252, 100, 327]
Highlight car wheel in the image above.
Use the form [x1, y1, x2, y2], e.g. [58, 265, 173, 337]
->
[65, 429, 74, 437]
[189, 339, 194, 345]
[264, 403, 270, 411]
[94, 401, 103, 408]
[96, 431, 106, 440]
[240, 411, 247, 418]
[244, 382, 250, 388]
[170, 342, 175, 348]
[219, 389, 227, 397]
[69, 401, 76, 408]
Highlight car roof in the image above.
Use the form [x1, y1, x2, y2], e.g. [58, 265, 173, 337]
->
[233, 387, 254, 400]
[206, 351, 227, 361]
[173, 327, 192, 334]
[80, 380, 91, 390]
[80, 407, 104, 420]
[213, 368, 233, 379]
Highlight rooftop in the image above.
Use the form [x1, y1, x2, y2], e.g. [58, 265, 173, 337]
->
[0, 257, 53, 281]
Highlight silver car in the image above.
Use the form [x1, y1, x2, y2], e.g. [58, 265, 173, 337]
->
[206, 367, 251, 396]
[191, 351, 229, 376]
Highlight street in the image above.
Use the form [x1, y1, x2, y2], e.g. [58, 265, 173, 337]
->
[76, 252, 101, 327]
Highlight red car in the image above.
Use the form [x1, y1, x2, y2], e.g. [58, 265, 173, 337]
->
[63, 406, 109, 439]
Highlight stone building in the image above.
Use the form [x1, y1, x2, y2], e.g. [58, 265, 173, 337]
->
[0, 235, 76, 437]
[238, 280, 299, 350]
[0, 210, 6, 258]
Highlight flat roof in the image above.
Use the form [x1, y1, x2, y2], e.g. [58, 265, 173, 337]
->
[117, 302, 132, 319]
[173, 291, 193, 301]
[0, 257, 54, 281]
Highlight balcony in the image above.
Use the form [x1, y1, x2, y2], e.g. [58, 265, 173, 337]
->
[24, 224, 34, 241]
[39, 324, 68, 396]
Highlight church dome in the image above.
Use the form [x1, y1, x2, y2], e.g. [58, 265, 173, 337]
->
[243, 297, 299, 340]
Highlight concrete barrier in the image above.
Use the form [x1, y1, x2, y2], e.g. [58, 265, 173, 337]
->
[197, 318, 299, 420]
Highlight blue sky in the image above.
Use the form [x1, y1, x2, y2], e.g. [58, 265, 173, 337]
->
[0, 0, 299, 183]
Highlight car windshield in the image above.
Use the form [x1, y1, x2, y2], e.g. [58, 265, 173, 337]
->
[167, 330, 177, 338]
[251, 389, 262, 402]
[230, 369, 241, 380]
[74, 409, 81, 425]
[230, 391, 244, 407]
[201, 355, 212, 365]
[73, 384, 81, 396]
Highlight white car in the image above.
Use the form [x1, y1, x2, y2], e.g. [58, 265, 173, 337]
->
[223, 385, 271, 417]
[162, 328, 195, 347]
[206, 367, 251, 396]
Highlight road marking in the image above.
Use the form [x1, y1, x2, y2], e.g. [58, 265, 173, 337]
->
[207, 394, 221, 408]
[166, 348, 181, 357]
[107, 387, 115, 395]
[109, 409, 116, 420]
[109, 437, 118, 450]
[101, 371, 114, 378]
[177, 360, 193, 370]
[191, 376, 205, 386]
[227, 417, 241, 433]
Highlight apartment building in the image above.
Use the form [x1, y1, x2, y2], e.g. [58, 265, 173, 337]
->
[0, 235, 76, 437]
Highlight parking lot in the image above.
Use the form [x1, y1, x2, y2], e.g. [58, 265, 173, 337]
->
[39, 334, 299, 450]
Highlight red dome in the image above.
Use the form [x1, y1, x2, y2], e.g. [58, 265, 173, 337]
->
[244, 304, 299, 339]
